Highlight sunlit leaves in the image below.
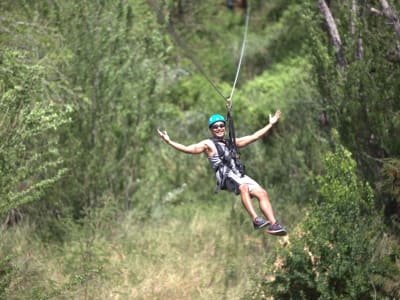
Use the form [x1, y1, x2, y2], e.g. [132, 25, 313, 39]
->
[0, 50, 72, 215]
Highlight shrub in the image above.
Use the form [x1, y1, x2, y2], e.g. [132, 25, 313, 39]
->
[251, 132, 399, 299]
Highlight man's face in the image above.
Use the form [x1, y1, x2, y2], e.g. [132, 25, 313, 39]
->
[210, 122, 226, 139]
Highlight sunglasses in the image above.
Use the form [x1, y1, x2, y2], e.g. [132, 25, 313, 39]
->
[211, 123, 225, 129]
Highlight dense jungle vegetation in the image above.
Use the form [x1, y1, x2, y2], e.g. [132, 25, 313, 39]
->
[0, 0, 399, 299]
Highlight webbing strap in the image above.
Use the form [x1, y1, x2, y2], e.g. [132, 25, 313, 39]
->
[227, 110, 239, 156]
[226, 110, 245, 176]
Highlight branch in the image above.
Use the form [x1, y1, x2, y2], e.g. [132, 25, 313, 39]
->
[318, 0, 346, 69]
[351, 0, 363, 60]
[371, 0, 400, 39]
[370, 7, 384, 16]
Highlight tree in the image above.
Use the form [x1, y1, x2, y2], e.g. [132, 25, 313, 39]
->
[253, 133, 399, 299]
[318, 0, 346, 69]
[307, 0, 400, 224]
[371, 0, 400, 39]
[0, 49, 71, 224]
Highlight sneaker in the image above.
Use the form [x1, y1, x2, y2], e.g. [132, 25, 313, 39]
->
[253, 216, 271, 230]
[266, 221, 287, 236]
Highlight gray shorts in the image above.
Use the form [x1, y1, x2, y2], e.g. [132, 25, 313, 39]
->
[227, 171, 261, 193]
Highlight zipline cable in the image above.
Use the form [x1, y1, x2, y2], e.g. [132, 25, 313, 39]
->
[225, 2, 251, 164]
[166, 19, 227, 100]
[227, 1, 251, 110]
[147, 0, 251, 105]
[146, 0, 226, 100]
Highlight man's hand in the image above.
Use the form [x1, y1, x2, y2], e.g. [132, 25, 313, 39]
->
[157, 128, 171, 144]
[269, 110, 281, 125]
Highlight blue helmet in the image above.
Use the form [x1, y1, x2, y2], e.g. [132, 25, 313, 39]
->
[208, 114, 226, 127]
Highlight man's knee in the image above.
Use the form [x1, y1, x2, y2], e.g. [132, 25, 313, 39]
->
[260, 189, 268, 197]
[253, 188, 268, 199]
[239, 184, 249, 193]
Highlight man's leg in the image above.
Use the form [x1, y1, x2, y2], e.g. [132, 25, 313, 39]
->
[250, 188, 277, 225]
[238, 184, 258, 220]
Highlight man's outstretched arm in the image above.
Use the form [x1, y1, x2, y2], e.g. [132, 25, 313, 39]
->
[157, 128, 209, 154]
[235, 110, 281, 148]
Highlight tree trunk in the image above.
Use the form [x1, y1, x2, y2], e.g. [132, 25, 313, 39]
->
[351, 0, 363, 59]
[371, 0, 400, 39]
[318, 0, 346, 69]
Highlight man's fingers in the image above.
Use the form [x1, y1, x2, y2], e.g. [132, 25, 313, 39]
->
[157, 128, 166, 138]
[157, 128, 165, 134]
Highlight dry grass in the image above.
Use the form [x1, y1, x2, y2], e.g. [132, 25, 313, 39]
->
[1, 200, 281, 299]
[108, 203, 277, 300]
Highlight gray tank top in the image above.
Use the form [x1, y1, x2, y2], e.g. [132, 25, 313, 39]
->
[207, 140, 240, 175]
[207, 141, 224, 170]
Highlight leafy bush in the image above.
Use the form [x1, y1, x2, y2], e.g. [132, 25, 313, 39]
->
[0, 255, 14, 300]
[0, 49, 71, 217]
[252, 132, 400, 299]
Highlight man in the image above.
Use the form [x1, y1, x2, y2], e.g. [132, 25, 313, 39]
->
[157, 110, 286, 236]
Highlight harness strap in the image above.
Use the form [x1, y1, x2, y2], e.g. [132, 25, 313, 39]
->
[211, 139, 229, 193]
[227, 111, 238, 155]
[226, 111, 245, 176]
[210, 137, 245, 194]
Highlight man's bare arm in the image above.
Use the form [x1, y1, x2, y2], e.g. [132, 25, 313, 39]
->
[157, 128, 209, 154]
[235, 110, 281, 148]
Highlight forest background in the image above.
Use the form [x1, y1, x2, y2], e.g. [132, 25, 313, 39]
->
[0, 0, 399, 299]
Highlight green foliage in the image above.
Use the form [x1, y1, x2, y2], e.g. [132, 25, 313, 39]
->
[286, 1, 400, 259]
[252, 134, 399, 299]
[0, 0, 399, 298]
[0, 197, 117, 299]
[0, 49, 71, 215]
[232, 57, 326, 217]
[377, 158, 400, 233]
[0, 199, 280, 300]
[0, 255, 14, 300]
[0, 0, 177, 225]
[43, 199, 118, 299]
[303, 0, 400, 196]
[247, 2, 309, 73]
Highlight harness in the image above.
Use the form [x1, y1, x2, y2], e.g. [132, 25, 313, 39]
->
[211, 110, 245, 194]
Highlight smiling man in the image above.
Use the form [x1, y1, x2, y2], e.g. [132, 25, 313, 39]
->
[157, 110, 286, 236]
